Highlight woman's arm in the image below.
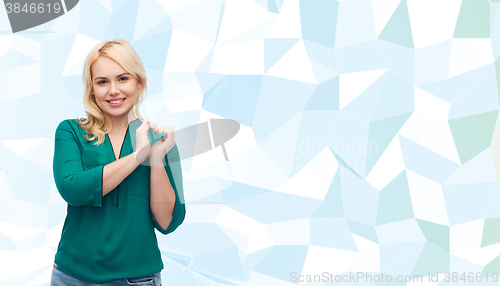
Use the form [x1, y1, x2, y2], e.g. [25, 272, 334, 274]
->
[53, 120, 140, 207]
[102, 152, 140, 196]
[149, 143, 186, 234]
[53, 120, 104, 207]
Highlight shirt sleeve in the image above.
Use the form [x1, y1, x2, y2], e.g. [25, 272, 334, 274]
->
[151, 143, 186, 235]
[52, 120, 103, 208]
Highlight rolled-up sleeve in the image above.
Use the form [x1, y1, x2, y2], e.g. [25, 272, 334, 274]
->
[152, 143, 186, 235]
[52, 120, 103, 208]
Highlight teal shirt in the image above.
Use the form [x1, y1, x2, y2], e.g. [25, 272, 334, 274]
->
[52, 118, 186, 284]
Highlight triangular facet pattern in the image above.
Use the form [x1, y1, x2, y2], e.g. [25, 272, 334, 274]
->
[2, 0, 500, 284]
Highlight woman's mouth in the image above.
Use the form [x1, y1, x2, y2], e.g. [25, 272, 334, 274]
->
[107, 98, 126, 107]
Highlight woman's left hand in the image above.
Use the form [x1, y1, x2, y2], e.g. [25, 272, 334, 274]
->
[150, 125, 175, 166]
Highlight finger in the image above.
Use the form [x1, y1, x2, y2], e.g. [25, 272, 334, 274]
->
[159, 127, 172, 141]
[157, 125, 173, 137]
[157, 125, 173, 131]
[146, 119, 156, 131]
[160, 130, 170, 142]
[139, 119, 150, 131]
[155, 127, 166, 141]
[156, 125, 168, 134]
[163, 130, 175, 143]
[162, 135, 173, 143]
[160, 126, 174, 137]
[165, 126, 175, 139]
[168, 126, 175, 138]
[146, 120, 159, 134]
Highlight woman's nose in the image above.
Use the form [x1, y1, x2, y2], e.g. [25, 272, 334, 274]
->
[110, 82, 120, 94]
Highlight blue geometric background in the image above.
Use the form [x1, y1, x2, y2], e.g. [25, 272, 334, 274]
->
[1, 0, 500, 285]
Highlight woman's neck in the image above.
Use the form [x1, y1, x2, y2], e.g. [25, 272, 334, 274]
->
[108, 109, 137, 135]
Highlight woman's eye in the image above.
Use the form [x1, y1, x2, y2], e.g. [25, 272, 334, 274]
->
[97, 78, 126, 85]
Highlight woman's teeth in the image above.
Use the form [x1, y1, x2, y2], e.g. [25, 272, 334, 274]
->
[109, 99, 124, 103]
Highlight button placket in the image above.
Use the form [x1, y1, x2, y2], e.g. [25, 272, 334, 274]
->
[105, 124, 130, 207]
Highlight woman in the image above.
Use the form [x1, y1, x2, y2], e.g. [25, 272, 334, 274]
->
[51, 39, 185, 285]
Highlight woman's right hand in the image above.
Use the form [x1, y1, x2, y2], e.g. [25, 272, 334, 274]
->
[134, 119, 159, 164]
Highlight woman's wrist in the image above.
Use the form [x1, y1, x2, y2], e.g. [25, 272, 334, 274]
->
[150, 155, 164, 166]
[132, 151, 145, 166]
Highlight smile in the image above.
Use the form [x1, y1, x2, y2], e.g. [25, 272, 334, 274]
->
[107, 98, 126, 106]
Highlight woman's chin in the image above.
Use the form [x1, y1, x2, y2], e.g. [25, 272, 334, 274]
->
[105, 106, 133, 117]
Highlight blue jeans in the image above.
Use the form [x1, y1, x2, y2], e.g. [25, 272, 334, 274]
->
[50, 261, 162, 285]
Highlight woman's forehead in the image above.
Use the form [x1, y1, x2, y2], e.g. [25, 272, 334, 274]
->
[92, 57, 127, 78]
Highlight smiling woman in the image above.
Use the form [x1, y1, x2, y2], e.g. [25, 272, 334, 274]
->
[77, 39, 148, 145]
[51, 39, 185, 286]
[91, 57, 142, 122]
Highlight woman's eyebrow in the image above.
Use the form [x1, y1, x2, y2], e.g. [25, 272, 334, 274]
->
[94, 73, 131, 81]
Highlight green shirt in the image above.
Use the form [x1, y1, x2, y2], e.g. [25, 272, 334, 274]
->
[52, 118, 186, 284]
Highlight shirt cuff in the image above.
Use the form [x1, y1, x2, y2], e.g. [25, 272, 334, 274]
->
[152, 195, 185, 235]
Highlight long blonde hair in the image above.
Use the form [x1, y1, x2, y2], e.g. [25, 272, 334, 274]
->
[76, 39, 147, 145]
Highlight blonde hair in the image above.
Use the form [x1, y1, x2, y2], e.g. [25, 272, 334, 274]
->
[76, 39, 147, 145]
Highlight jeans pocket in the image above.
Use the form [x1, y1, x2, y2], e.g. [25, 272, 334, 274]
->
[125, 275, 155, 285]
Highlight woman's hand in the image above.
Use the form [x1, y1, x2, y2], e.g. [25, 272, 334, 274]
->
[134, 119, 155, 164]
[150, 125, 176, 166]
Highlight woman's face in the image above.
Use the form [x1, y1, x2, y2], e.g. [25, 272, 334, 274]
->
[91, 56, 143, 118]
